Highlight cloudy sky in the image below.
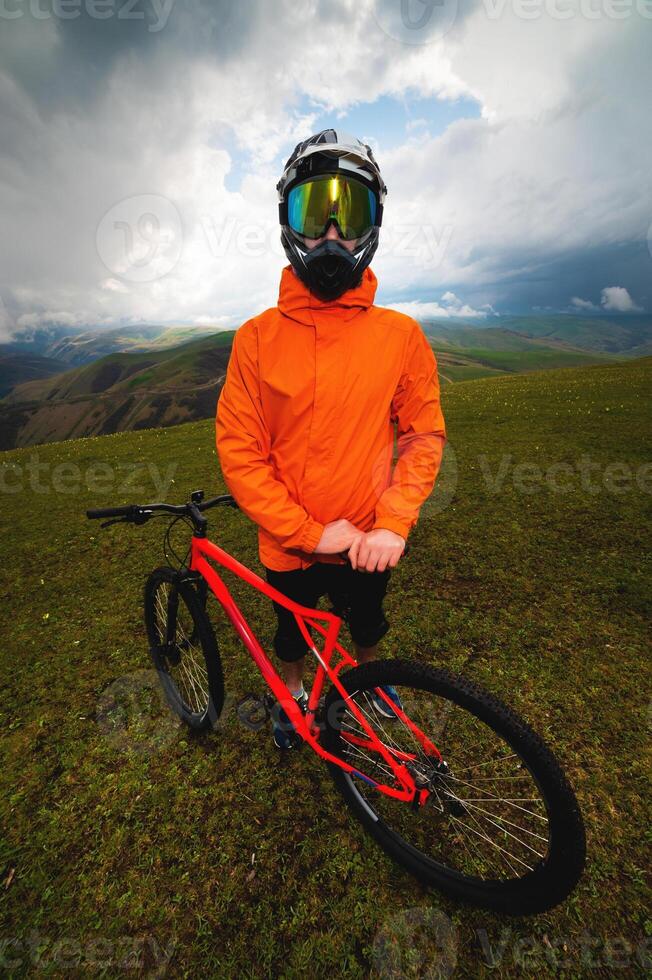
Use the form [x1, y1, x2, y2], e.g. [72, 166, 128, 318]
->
[0, 0, 650, 336]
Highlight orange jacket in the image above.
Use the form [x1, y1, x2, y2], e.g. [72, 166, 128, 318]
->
[215, 264, 446, 571]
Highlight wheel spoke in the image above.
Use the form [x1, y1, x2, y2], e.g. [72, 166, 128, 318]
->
[455, 753, 519, 774]
[442, 774, 548, 822]
[328, 675, 554, 884]
[455, 799, 549, 844]
[152, 581, 210, 716]
[449, 813, 536, 873]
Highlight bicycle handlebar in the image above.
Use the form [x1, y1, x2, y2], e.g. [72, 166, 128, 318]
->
[86, 492, 239, 533]
[86, 492, 410, 557]
[86, 504, 141, 520]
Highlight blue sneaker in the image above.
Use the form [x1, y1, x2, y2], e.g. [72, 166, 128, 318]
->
[271, 689, 308, 749]
[369, 685, 403, 719]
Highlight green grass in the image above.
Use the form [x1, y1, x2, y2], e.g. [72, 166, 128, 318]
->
[437, 345, 616, 374]
[440, 363, 507, 382]
[0, 358, 650, 977]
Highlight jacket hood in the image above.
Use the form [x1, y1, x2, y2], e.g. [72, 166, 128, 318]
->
[277, 264, 378, 326]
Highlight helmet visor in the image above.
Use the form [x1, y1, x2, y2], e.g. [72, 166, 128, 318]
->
[287, 174, 377, 241]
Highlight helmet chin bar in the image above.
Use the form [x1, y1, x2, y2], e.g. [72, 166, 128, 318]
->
[281, 227, 380, 302]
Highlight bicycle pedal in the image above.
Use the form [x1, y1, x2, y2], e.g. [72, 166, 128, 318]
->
[236, 692, 270, 731]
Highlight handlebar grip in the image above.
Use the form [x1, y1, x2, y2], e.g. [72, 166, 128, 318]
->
[86, 505, 136, 519]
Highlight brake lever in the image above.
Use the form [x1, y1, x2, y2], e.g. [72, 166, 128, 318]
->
[100, 517, 127, 529]
[99, 509, 152, 529]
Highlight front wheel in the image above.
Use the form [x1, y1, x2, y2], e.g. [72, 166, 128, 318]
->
[322, 659, 586, 915]
[144, 566, 225, 730]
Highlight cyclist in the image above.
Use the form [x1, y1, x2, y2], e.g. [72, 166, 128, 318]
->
[215, 129, 446, 748]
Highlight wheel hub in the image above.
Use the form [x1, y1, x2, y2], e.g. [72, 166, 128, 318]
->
[407, 758, 468, 816]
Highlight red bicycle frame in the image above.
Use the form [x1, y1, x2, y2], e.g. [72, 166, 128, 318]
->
[190, 535, 442, 807]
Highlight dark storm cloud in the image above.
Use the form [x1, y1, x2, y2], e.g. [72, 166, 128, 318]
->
[0, 0, 257, 112]
[1, 0, 650, 327]
[408, 241, 651, 315]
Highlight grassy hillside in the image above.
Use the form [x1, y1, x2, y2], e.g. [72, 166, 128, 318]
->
[0, 353, 67, 398]
[422, 324, 619, 377]
[435, 344, 615, 375]
[1, 358, 649, 977]
[33, 324, 213, 367]
[497, 314, 652, 354]
[1, 318, 629, 449]
[434, 349, 506, 383]
[0, 332, 236, 450]
[421, 315, 652, 355]
[5, 331, 235, 403]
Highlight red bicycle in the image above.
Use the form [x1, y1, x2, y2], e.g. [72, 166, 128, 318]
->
[87, 489, 585, 915]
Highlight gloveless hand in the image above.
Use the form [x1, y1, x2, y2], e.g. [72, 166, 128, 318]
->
[313, 518, 365, 556]
[347, 528, 405, 573]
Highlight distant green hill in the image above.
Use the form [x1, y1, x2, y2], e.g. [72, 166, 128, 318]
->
[0, 353, 68, 398]
[421, 314, 652, 357]
[1, 313, 643, 449]
[422, 324, 618, 379]
[0, 331, 235, 450]
[2, 323, 217, 367]
[498, 314, 652, 353]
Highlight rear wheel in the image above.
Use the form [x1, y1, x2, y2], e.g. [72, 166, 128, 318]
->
[322, 659, 585, 915]
[144, 566, 225, 730]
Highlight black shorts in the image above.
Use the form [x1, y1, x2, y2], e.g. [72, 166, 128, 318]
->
[264, 562, 392, 663]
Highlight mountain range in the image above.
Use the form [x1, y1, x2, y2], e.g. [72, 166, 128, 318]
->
[1, 315, 650, 450]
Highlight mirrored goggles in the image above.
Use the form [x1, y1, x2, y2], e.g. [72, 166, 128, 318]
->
[287, 173, 378, 241]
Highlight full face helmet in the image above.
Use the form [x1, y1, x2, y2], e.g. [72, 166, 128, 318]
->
[277, 129, 387, 301]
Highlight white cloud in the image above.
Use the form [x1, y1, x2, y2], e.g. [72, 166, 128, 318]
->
[0, 293, 13, 342]
[16, 311, 92, 329]
[570, 296, 599, 311]
[100, 278, 129, 294]
[389, 293, 492, 319]
[0, 0, 649, 328]
[192, 314, 235, 328]
[600, 286, 642, 313]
